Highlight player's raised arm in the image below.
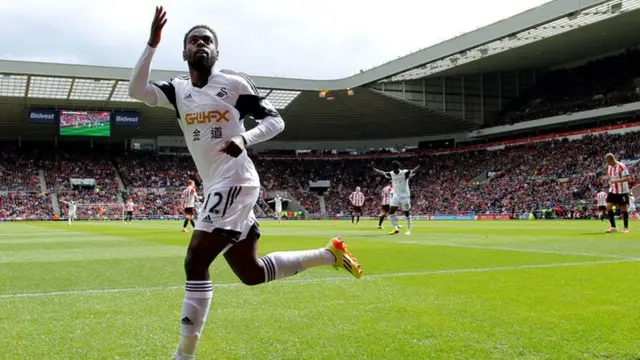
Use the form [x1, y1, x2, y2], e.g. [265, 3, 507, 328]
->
[128, 6, 173, 108]
[372, 166, 388, 177]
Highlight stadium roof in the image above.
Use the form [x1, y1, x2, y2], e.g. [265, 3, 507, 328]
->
[0, 0, 624, 98]
[1, 0, 638, 142]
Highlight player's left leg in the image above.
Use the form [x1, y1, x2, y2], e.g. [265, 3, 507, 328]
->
[404, 210, 412, 235]
[224, 221, 363, 286]
[620, 202, 629, 233]
[356, 209, 360, 225]
[606, 202, 617, 233]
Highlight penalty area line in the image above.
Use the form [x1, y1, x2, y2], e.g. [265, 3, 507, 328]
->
[1, 258, 638, 299]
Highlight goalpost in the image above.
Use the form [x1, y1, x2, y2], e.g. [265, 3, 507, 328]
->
[73, 203, 125, 221]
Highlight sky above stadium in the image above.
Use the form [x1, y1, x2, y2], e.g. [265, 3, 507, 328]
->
[0, 0, 552, 79]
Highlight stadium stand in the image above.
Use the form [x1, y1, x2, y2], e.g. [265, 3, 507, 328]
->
[496, 49, 640, 126]
[1, 126, 637, 221]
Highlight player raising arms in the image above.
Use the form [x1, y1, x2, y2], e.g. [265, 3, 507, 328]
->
[60, 199, 77, 226]
[349, 186, 365, 225]
[604, 153, 631, 233]
[181, 180, 202, 233]
[378, 183, 392, 229]
[373, 161, 419, 235]
[268, 193, 289, 223]
[596, 189, 607, 221]
[128, 7, 363, 360]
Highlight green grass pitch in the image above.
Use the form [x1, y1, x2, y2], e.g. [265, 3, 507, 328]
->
[1, 220, 639, 359]
[59, 123, 111, 137]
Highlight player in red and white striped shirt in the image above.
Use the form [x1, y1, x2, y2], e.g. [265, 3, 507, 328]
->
[125, 198, 135, 223]
[181, 180, 202, 233]
[378, 184, 393, 229]
[605, 154, 631, 233]
[349, 187, 365, 225]
[596, 190, 608, 222]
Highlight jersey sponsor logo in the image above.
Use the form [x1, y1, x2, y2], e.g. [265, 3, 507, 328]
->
[184, 93, 193, 100]
[185, 110, 230, 125]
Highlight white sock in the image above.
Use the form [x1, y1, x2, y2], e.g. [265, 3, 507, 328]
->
[390, 214, 398, 229]
[176, 281, 213, 359]
[406, 215, 412, 230]
[260, 249, 335, 282]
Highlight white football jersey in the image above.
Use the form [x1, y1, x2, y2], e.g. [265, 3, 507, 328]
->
[387, 170, 413, 197]
[69, 201, 77, 212]
[630, 196, 637, 212]
[150, 71, 277, 194]
[273, 196, 283, 211]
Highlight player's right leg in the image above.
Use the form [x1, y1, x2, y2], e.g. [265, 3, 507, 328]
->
[388, 205, 400, 235]
[606, 200, 617, 233]
[175, 229, 232, 360]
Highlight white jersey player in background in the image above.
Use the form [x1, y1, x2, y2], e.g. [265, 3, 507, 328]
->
[373, 161, 419, 235]
[268, 194, 289, 223]
[629, 195, 637, 215]
[128, 8, 363, 360]
[60, 199, 77, 226]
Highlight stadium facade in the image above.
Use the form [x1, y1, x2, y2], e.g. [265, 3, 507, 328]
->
[1, 0, 640, 151]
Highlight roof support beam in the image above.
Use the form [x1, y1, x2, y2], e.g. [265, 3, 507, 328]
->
[24, 75, 31, 97]
[108, 80, 119, 101]
[66, 78, 76, 100]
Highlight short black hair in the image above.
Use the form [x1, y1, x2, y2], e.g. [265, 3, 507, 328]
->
[183, 25, 218, 49]
[392, 160, 401, 167]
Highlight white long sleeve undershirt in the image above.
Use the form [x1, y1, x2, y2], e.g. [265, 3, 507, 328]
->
[128, 45, 162, 106]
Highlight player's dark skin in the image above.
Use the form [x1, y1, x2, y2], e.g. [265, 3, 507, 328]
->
[149, 6, 265, 285]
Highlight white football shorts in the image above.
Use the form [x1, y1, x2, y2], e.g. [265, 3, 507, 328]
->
[390, 194, 411, 211]
[195, 186, 259, 241]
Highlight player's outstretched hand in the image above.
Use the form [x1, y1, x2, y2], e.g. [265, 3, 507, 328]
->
[219, 136, 246, 158]
[148, 6, 167, 48]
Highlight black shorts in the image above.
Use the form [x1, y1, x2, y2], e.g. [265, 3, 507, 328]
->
[598, 206, 607, 211]
[126, 211, 133, 216]
[184, 207, 195, 216]
[606, 193, 629, 207]
[381, 205, 390, 213]
[352, 206, 362, 214]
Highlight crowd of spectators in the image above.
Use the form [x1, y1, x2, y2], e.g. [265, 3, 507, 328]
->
[1, 129, 639, 220]
[256, 131, 639, 216]
[0, 147, 42, 191]
[495, 49, 640, 127]
[0, 192, 53, 220]
[43, 152, 119, 191]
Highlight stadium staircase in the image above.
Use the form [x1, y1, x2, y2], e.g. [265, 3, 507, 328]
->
[38, 170, 47, 193]
[113, 168, 127, 192]
[318, 196, 326, 216]
[468, 172, 490, 185]
[51, 193, 61, 217]
[632, 184, 640, 198]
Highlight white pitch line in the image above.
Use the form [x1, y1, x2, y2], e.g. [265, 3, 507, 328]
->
[1, 258, 638, 299]
[389, 239, 636, 260]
